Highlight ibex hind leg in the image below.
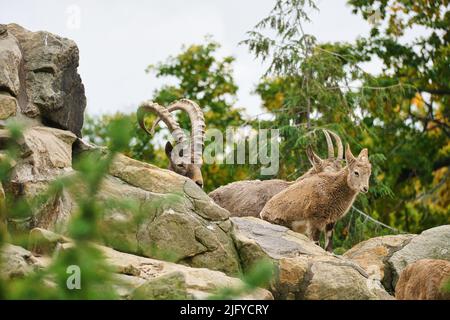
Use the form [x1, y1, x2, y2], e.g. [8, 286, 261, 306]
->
[292, 221, 321, 246]
[311, 228, 321, 247]
[324, 222, 335, 252]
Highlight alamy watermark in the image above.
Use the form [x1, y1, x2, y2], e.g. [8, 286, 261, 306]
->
[66, 265, 81, 290]
[170, 128, 280, 176]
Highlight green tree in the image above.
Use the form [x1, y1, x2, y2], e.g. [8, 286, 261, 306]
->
[147, 39, 249, 191]
[148, 39, 243, 129]
[243, 0, 449, 250]
[347, 0, 450, 232]
[84, 39, 249, 192]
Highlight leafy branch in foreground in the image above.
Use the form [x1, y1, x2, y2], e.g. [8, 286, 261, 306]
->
[0, 118, 138, 299]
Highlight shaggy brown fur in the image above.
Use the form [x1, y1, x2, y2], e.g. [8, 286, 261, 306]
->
[395, 259, 450, 300]
[260, 144, 371, 248]
[208, 157, 341, 218]
[209, 130, 344, 217]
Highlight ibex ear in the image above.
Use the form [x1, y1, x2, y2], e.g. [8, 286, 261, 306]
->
[345, 143, 356, 167]
[165, 141, 173, 158]
[358, 148, 369, 162]
[306, 145, 324, 170]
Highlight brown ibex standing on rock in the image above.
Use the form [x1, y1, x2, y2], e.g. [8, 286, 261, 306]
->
[137, 99, 205, 188]
[209, 129, 345, 217]
[260, 144, 371, 251]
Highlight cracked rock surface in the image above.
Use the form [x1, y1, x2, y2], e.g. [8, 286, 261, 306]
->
[232, 217, 393, 299]
[343, 234, 415, 293]
[388, 225, 450, 288]
[3, 229, 273, 300]
[0, 23, 86, 136]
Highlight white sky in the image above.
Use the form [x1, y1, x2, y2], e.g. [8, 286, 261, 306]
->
[1, 0, 380, 117]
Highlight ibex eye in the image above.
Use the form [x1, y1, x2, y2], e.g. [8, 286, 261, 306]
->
[354, 171, 359, 177]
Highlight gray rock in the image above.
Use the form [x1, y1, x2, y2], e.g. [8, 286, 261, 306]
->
[232, 217, 393, 300]
[0, 244, 41, 279]
[7, 127, 242, 275]
[0, 94, 17, 120]
[6, 24, 86, 136]
[55, 240, 273, 300]
[131, 272, 190, 300]
[7, 126, 76, 196]
[2, 240, 273, 300]
[343, 234, 415, 292]
[0, 25, 21, 97]
[232, 216, 325, 262]
[389, 225, 450, 288]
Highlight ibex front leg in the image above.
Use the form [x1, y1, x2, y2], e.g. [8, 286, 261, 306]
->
[324, 222, 335, 252]
[311, 227, 321, 247]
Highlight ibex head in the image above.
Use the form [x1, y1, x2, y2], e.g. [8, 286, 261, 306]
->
[345, 144, 371, 194]
[137, 99, 205, 188]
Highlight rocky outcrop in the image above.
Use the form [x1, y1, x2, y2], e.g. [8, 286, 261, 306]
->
[232, 217, 393, 299]
[388, 225, 450, 287]
[343, 226, 450, 294]
[100, 245, 272, 300]
[343, 234, 415, 292]
[0, 24, 86, 136]
[4, 125, 241, 275]
[25, 228, 273, 300]
[0, 24, 20, 122]
[0, 25, 21, 96]
[395, 259, 450, 300]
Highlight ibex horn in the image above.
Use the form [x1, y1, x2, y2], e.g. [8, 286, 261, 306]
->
[151, 99, 205, 164]
[326, 130, 344, 160]
[322, 129, 334, 159]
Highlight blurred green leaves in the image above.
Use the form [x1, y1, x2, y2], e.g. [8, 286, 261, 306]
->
[209, 259, 275, 300]
[0, 118, 135, 299]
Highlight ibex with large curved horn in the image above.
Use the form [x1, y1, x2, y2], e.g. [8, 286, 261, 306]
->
[137, 99, 205, 188]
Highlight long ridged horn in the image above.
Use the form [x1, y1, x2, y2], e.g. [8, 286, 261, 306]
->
[137, 100, 187, 146]
[326, 130, 344, 160]
[151, 99, 205, 164]
[322, 129, 334, 159]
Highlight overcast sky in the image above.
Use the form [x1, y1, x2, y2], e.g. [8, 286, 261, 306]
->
[2, 0, 380, 117]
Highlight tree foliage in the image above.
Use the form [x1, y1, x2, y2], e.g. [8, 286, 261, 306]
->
[84, 39, 249, 192]
[244, 0, 449, 244]
[83, 0, 449, 252]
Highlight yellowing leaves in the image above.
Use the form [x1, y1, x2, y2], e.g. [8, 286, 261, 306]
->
[411, 93, 425, 112]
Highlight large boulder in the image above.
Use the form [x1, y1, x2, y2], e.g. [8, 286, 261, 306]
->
[388, 225, 450, 288]
[343, 234, 415, 292]
[232, 217, 392, 299]
[0, 24, 21, 121]
[0, 244, 43, 279]
[95, 154, 241, 275]
[0, 24, 86, 136]
[0, 25, 21, 96]
[100, 244, 272, 300]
